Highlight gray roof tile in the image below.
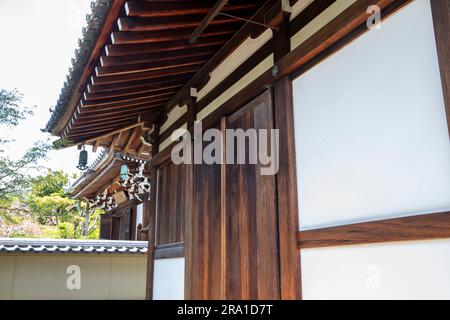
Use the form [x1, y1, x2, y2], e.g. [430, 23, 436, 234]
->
[0, 238, 147, 255]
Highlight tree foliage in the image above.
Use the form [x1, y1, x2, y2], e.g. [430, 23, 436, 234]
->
[0, 88, 100, 239]
[0, 88, 51, 214]
[0, 89, 32, 127]
[26, 170, 101, 239]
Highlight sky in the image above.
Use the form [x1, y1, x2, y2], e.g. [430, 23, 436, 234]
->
[0, 0, 100, 178]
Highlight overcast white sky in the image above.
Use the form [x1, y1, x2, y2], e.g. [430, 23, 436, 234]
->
[0, 0, 100, 177]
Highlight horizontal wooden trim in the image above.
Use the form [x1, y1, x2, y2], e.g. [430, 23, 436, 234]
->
[159, 114, 188, 143]
[154, 242, 185, 260]
[289, 0, 337, 37]
[196, 38, 274, 113]
[297, 211, 450, 249]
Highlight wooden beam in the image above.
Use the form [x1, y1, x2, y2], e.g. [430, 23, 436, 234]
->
[96, 55, 210, 76]
[111, 25, 237, 45]
[79, 104, 162, 118]
[105, 36, 229, 57]
[125, 1, 257, 18]
[84, 80, 184, 100]
[70, 115, 138, 126]
[110, 133, 122, 151]
[81, 90, 176, 108]
[78, 122, 143, 146]
[189, 0, 229, 44]
[100, 46, 221, 67]
[118, 14, 242, 32]
[68, 120, 135, 134]
[289, 0, 337, 37]
[91, 65, 201, 85]
[87, 73, 194, 93]
[71, 117, 136, 130]
[124, 126, 141, 154]
[92, 139, 101, 153]
[297, 212, 450, 249]
[196, 39, 273, 112]
[430, 0, 450, 137]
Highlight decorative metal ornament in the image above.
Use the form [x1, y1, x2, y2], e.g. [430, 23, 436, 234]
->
[120, 164, 129, 181]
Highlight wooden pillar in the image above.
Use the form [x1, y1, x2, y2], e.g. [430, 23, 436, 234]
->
[140, 194, 150, 241]
[273, 76, 302, 300]
[431, 0, 450, 137]
[183, 97, 195, 299]
[146, 123, 160, 300]
[272, 5, 302, 300]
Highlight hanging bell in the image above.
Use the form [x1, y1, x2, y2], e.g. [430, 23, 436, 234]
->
[77, 147, 89, 171]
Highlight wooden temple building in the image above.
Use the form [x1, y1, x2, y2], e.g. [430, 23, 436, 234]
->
[46, 0, 450, 300]
[69, 150, 150, 241]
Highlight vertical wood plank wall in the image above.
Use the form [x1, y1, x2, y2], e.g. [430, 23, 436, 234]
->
[224, 90, 280, 299]
[190, 134, 222, 299]
[155, 162, 185, 246]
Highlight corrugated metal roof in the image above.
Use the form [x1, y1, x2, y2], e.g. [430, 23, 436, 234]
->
[0, 238, 147, 255]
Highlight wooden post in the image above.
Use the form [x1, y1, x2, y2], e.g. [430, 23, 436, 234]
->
[183, 97, 195, 299]
[272, 5, 302, 300]
[430, 0, 450, 137]
[274, 76, 302, 300]
[146, 123, 160, 300]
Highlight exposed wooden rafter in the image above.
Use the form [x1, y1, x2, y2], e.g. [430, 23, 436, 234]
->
[189, 0, 230, 44]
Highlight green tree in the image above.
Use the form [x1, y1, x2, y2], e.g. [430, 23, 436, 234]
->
[27, 170, 101, 239]
[0, 89, 50, 221]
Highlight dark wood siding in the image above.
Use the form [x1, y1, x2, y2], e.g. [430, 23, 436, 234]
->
[156, 161, 185, 245]
[187, 90, 280, 300]
[100, 213, 112, 240]
[189, 128, 223, 299]
[224, 90, 280, 299]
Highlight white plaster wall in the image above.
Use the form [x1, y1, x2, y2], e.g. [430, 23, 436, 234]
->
[153, 258, 185, 300]
[301, 239, 450, 300]
[292, 0, 450, 230]
[0, 254, 147, 300]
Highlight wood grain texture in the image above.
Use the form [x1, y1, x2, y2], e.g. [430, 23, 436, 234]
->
[145, 124, 160, 300]
[155, 162, 185, 246]
[431, 0, 450, 137]
[224, 90, 280, 300]
[273, 77, 302, 300]
[297, 212, 450, 249]
[190, 131, 223, 299]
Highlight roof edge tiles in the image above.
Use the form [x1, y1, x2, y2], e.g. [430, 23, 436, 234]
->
[0, 238, 147, 255]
